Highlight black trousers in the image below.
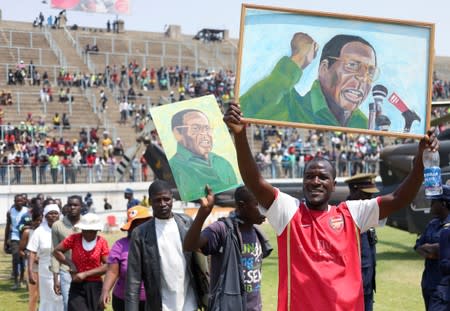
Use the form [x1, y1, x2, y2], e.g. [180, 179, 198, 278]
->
[68, 281, 102, 311]
[112, 294, 146, 311]
[10, 240, 24, 281]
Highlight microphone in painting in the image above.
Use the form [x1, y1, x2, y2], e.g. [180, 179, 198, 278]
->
[388, 92, 421, 133]
[369, 84, 390, 131]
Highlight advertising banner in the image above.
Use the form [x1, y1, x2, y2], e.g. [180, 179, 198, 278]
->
[51, 0, 130, 15]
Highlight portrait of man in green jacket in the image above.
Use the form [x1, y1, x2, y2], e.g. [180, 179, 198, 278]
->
[169, 109, 238, 201]
[240, 33, 378, 129]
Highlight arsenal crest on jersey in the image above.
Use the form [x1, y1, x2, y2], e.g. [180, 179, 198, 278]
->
[329, 215, 344, 231]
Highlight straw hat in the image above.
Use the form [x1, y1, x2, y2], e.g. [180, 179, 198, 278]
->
[75, 213, 103, 231]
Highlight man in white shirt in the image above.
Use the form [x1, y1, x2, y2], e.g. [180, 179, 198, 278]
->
[223, 102, 439, 311]
[126, 180, 202, 311]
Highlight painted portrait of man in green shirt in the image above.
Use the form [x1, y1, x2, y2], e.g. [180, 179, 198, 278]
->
[169, 109, 239, 201]
[240, 34, 378, 129]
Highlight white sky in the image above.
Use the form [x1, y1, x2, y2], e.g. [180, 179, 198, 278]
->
[1, 0, 450, 56]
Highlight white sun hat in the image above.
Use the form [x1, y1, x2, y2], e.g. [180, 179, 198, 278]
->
[75, 213, 103, 231]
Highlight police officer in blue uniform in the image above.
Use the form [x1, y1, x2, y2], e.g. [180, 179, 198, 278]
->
[345, 173, 380, 311]
[414, 186, 450, 310]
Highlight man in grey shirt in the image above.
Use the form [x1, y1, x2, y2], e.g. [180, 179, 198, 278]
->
[51, 195, 82, 311]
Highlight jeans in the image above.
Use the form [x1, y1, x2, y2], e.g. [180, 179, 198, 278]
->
[60, 270, 72, 311]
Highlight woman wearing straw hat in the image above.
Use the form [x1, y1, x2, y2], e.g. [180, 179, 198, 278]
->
[53, 213, 109, 311]
[27, 204, 64, 311]
[99, 206, 151, 311]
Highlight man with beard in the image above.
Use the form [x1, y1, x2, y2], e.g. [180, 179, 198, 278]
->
[169, 109, 238, 201]
[223, 102, 439, 311]
[240, 34, 377, 128]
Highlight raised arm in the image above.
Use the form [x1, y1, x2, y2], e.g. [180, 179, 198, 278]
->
[223, 103, 275, 209]
[378, 128, 439, 219]
[183, 186, 214, 252]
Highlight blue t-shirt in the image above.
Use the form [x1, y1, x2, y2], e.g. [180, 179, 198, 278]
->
[127, 198, 140, 210]
[10, 206, 28, 241]
[201, 221, 263, 311]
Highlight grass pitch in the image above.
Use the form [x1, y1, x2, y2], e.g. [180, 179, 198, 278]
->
[0, 225, 425, 310]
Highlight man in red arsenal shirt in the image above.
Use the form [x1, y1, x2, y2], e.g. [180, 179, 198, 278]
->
[224, 102, 439, 311]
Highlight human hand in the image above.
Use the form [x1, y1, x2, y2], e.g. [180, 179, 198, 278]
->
[198, 185, 215, 217]
[419, 243, 439, 259]
[28, 271, 37, 285]
[290, 32, 318, 69]
[3, 240, 11, 254]
[99, 290, 111, 309]
[419, 127, 439, 153]
[53, 277, 61, 295]
[72, 271, 87, 283]
[223, 102, 245, 134]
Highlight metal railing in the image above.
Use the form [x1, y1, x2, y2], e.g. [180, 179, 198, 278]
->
[63, 26, 95, 73]
[43, 28, 67, 68]
[4, 90, 74, 115]
[0, 124, 117, 142]
[258, 159, 380, 180]
[0, 47, 50, 65]
[0, 163, 146, 185]
[0, 30, 46, 48]
[0, 158, 380, 186]
[75, 33, 236, 73]
[1, 63, 80, 85]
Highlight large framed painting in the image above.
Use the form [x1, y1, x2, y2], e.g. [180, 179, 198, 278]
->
[151, 95, 242, 202]
[237, 4, 435, 138]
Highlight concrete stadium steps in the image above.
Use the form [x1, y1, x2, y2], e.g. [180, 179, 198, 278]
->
[2, 85, 101, 137]
[0, 47, 58, 65]
[0, 27, 48, 48]
[73, 30, 234, 72]
[48, 29, 90, 74]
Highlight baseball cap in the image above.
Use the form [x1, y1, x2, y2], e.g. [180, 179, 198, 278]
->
[121, 206, 151, 231]
[344, 173, 379, 194]
[124, 188, 133, 194]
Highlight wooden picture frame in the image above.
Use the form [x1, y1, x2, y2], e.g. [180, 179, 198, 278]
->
[236, 4, 435, 138]
[150, 95, 242, 202]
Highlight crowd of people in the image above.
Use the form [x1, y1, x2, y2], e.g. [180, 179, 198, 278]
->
[3, 179, 273, 311]
[433, 78, 450, 100]
[253, 126, 383, 179]
[0, 120, 151, 184]
[2, 116, 448, 311]
[7, 60, 44, 87]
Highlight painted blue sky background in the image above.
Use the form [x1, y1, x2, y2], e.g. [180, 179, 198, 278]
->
[239, 9, 431, 134]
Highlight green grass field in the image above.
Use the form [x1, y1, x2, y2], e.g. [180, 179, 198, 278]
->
[0, 225, 425, 310]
